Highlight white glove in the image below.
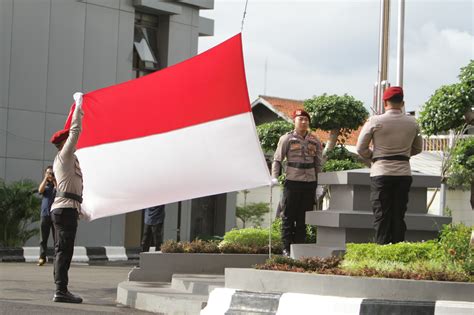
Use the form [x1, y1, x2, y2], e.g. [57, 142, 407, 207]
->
[73, 92, 84, 110]
[270, 178, 279, 187]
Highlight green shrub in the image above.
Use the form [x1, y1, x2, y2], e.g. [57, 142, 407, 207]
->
[222, 227, 282, 248]
[219, 242, 282, 254]
[257, 121, 293, 152]
[325, 145, 357, 162]
[438, 223, 473, 273]
[344, 241, 439, 264]
[271, 218, 317, 243]
[323, 159, 365, 172]
[305, 225, 317, 243]
[0, 179, 41, 247]
[446, 137, 474, 190]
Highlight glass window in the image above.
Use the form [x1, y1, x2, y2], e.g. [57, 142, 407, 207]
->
[133, 13, 160, 78]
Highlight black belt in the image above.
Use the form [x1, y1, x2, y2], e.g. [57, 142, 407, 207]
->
[372, 155, 410, 163]
[287, 162, 315, 169]
[56, 191, 83, 204]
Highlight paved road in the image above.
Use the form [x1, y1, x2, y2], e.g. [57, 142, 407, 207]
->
[0, 262, 153, 314]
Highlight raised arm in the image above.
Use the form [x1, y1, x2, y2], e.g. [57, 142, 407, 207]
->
[61, 93, 84, 157]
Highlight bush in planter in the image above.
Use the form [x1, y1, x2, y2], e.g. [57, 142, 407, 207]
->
[256, 255, 342, 272]
[222, 227, 282, 248]
[219, 243, 281, 254]
[161, 240, 220, 253]
[271, 218, 317, 243]
[437, 223, 473, 273]
[344, 241, 439, 264]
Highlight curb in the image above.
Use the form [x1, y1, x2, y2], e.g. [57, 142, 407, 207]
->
[0, 246, 142, 263]
[201, 288, 474, 315]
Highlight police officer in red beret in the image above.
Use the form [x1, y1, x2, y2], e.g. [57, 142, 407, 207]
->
[356, 87, 423, 244]
[49, 92, 84, 303]
[272, 110, 323, 256]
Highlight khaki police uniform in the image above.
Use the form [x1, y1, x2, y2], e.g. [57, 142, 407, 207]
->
[272, 130, 322, 253]
[356, 109, 422, 244]
[51, 105, 83, 293]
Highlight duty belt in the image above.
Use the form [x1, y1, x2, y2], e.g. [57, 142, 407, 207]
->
[56, 191, 83, 204]
[287, 162, 314, 169]
[372, 155, 410, 163]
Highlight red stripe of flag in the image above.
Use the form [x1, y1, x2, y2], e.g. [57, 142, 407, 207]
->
[65, 33, 250, 149]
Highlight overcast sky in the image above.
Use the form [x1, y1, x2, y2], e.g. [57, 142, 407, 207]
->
[198, 0, 473, 113]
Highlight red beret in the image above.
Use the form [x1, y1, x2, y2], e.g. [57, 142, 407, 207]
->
[50, 129, 69, 144]
[293, 109, 311, 122]
[383, 86, 404, 101]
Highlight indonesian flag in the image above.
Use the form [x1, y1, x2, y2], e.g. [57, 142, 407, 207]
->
[64, 34, 271, 221]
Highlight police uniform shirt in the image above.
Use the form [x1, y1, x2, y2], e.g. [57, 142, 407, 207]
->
[51, 107, 84, 213]
[356, 109, 423, 177]
[272, 130, 322, 182]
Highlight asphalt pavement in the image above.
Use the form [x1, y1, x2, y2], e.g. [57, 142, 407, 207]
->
[0, 262, 154, 315]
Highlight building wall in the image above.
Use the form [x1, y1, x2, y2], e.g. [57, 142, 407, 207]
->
[1, 0, 225, 247]
[428, 189, 473, 226]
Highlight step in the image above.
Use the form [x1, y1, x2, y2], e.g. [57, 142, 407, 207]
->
[171, 274, 225, 295]
[117, 280, 209, 315]
[306, 210, 451, 231]
[290, 244, 345, 260]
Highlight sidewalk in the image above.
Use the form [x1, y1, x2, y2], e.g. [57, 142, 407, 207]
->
[0, 246, 142, 263]
[0, 262, 151, 314]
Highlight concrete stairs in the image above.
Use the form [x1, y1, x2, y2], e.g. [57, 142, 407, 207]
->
[117, 273, 224, 314]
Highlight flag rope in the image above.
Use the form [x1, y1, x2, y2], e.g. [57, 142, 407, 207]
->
[268, 184, 273, 259]
[241, 0, 249, 32]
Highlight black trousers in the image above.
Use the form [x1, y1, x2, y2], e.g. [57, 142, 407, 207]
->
[370, 176, 412, 245]
[141, 223, 164, 252]
[39, 215, 55, 260]
[281, 180, 317, 252]
[51, 208, 78, 292]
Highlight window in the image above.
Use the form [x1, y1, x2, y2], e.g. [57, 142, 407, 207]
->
[133, 13, 160, 78]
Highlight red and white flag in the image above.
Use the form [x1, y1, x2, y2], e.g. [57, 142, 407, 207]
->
[64, 34, 271, 221]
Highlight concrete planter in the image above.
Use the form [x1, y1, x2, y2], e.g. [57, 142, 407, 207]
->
[128, 253, 269, 282]
[225, 268, 474, 302]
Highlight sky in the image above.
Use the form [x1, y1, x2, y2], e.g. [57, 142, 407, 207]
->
[198, 0, 473, 113]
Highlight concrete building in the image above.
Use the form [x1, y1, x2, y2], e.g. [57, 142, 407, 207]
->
[0, 0, 236, 247]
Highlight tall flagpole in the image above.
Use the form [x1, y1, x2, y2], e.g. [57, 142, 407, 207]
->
[396, 0, 405, 88]
[373, 0, 391, 115]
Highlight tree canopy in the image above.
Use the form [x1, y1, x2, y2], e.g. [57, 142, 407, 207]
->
[418, 60, 473, 136]
[303, 93, 368, 132]
[303, 93, 368, 153]
[256, 120, 293, 152]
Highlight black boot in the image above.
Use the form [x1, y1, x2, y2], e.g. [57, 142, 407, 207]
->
[53, 290, 83, 303]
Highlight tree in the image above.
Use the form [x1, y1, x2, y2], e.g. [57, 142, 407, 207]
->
[303, 94, 369, 155]
[236, 202, 270, 228]
[418, 60, 474, 209]
[446, 137, 474, 208]
[0, 179, 41, 247]
[256, 120, 293, 152]
[419, 60, 473, 136]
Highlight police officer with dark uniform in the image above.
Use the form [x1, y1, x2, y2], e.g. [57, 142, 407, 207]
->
[356, 87, 423, 245]
[272, 110, 323, 256]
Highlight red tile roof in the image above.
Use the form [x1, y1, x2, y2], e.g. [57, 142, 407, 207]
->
[258, 95, 362, 146]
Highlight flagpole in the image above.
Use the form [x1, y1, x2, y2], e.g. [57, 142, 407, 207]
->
[268, 184, 273, 259]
